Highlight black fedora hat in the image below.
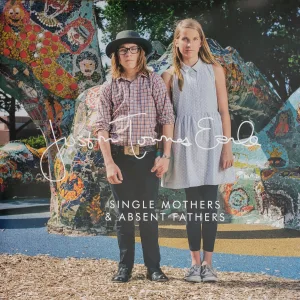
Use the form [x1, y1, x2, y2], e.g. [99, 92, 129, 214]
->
[105, 30, 152, 58]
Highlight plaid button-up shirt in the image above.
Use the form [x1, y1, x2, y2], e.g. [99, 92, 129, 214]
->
[94, 72, 175, 146]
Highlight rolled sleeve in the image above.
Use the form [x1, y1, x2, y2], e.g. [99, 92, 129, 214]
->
[94, 81, 112, 134]
[152, 73, 175, 125]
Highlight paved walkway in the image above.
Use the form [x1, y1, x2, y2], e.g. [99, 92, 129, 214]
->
[0, 199, 300, 280]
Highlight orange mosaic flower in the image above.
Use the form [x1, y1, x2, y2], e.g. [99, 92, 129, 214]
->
[0, 20, 79, 100]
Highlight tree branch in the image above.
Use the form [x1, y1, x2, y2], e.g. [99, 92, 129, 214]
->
[0, 116, 9, 126]
[16, 119, 33, 133]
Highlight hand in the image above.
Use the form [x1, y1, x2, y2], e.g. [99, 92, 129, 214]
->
[106, 162, 123, 184]
[220, 148, 234, 170]
[151, 156, 170, 178]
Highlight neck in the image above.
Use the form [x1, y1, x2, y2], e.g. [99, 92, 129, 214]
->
[122, 68, 139, 81]
[182, 56, 199, 67]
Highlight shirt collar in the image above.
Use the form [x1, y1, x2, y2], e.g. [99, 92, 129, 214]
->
[116, 71, 148, 82]
[181, 58, 202, 73]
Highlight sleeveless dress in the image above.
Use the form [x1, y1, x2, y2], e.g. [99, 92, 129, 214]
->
[161, 59, 236, 189]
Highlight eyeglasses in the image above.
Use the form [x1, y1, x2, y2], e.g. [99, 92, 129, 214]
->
[117, 46, 140, 55]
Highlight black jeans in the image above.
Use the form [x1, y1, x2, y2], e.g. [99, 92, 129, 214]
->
[185, 185, 219, 252]
[110, 151, 160, 271]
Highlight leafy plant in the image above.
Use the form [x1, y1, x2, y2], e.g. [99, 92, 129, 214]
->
[20, 135, 46, 149]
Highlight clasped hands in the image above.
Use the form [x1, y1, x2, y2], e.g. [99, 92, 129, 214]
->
[106, 156, 169, 184]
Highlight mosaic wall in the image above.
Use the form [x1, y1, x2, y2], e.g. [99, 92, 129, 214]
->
[0, 0, 106, 232]
[220, 87, 300, 230]
[0, 1, 299, 231]
[0, 141, 49, 199]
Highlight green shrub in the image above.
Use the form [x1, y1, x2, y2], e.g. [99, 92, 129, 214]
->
[20, 135, 46, 149]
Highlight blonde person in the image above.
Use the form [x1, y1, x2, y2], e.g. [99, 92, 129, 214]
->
[160, 19, 235, 282]
[95, 30, 174, 283]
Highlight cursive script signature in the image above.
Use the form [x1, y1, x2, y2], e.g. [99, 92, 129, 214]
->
[41, 114, 260, 182]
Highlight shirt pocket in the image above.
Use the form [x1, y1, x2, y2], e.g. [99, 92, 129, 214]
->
[112, 90, 128, 117]
[140, 84, 155, 117]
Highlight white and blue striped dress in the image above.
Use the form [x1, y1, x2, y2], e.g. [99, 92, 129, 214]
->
[161, 58, 236, 189]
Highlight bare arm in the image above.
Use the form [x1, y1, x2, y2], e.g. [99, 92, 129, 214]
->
[161, 68, 173, 99]
[213, 64, 234, 169]
[160, 69, 174, 157]
[161, 124, 173, 157]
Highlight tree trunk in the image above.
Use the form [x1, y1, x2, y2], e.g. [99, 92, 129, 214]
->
[126, 0, 136, 30]
[8, 97, 16, 141]
[288, 75, 299, 96]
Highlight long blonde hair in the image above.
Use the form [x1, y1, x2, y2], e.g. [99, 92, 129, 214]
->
[110, 46, 150, 79]
[173, 18, 218, 91]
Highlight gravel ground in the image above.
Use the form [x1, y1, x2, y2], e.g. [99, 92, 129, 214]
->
[1, 254, 299, 300]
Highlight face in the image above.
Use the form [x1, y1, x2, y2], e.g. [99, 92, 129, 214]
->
[67, 27, 85, 46]
[79, 59, 96, 76]
[175, 28, 201, 60]
[118, 43, 140, 71]
[5, 4, 25, 27]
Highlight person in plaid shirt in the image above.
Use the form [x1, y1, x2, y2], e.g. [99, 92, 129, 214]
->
[95, 30, 175, 283]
